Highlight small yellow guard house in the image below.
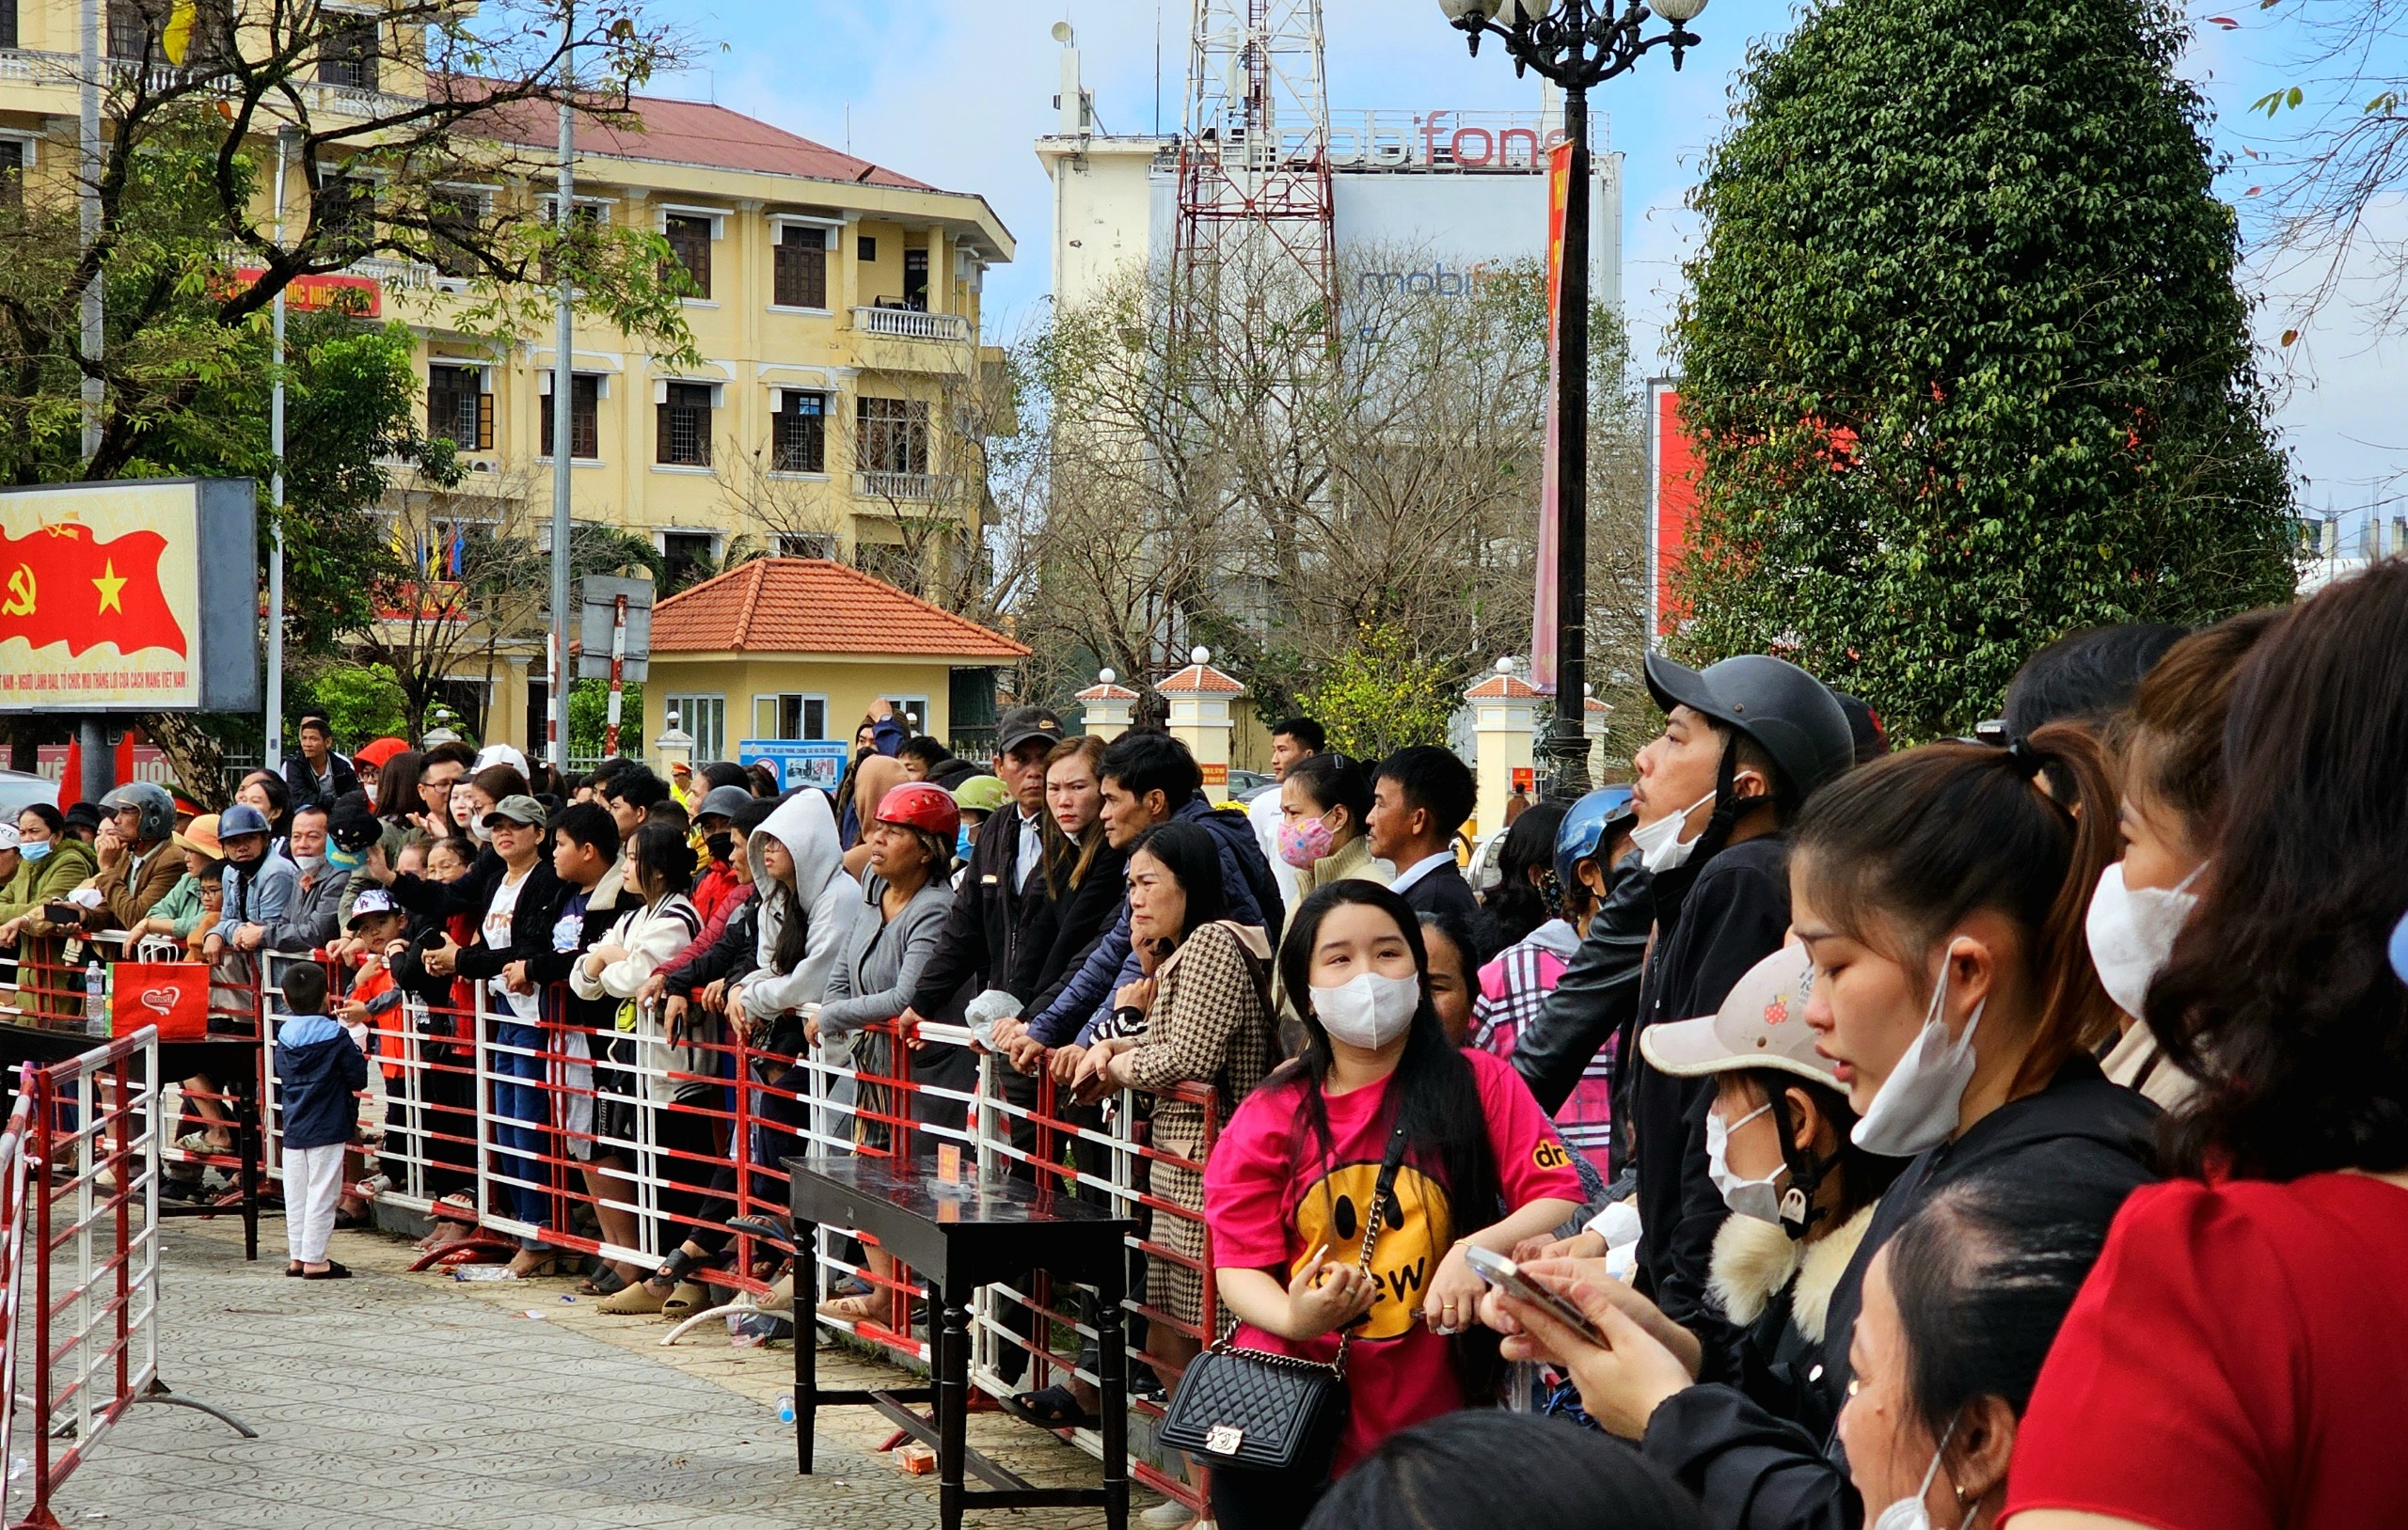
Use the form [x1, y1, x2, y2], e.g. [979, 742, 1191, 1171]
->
[641, 559, 1030, 762]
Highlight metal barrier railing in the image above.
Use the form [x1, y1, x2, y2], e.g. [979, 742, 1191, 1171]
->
[6, 936, 1232, 1516]
[2, 1027, 252, 1529]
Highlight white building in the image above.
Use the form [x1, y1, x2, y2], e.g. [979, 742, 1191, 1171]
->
[1036, 44, 1623, 317]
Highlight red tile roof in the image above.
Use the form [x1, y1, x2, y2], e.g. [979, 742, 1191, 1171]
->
[1157, 663, 1245, 695]
[1465, 673, 1540, 700]
[471, 88, 936, 193]
[650, 560, 1029, 660]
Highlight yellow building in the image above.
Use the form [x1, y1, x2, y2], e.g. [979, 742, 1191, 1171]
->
[642, 558, 1030, 764]
[402, 92, 1015, 590]
[0, 4, 1014, 753]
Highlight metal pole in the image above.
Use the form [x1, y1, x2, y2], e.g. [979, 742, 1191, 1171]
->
[78, 0, 102, 462]
[266, 131, 293, 768]
[1549, 75, 1592, 798]
[548, 7, 576, 772]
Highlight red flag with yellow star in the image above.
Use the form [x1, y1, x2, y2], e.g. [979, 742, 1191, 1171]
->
[0, 522, 188, 657]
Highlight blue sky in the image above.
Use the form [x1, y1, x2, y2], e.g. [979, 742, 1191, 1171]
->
[651, 1, 2408, 535]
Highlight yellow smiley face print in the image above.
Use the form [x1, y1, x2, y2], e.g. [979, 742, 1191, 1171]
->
[1291, 1159, 1454, 1341]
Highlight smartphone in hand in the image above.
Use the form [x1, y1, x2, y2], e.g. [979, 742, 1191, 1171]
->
[1463, 1244, 1611, 1347]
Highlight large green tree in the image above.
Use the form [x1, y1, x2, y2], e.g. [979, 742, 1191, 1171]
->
[1671, 0, 2299, 740]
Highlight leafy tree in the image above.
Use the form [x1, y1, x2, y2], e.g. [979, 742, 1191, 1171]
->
[302, 663, 413, 746]
[1671, 0, 2299, 741]
[1297, 623, 1461, 759]
[568, 678, 644, 760]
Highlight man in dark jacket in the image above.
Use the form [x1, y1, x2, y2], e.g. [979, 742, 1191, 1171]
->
[1613, 654, 1858, 1360]
[282, 714, 362, 814]
[1015, 732, 1280, 1055]
[1367, 746, 1497, 962]
[900, 705, 1066, 1025]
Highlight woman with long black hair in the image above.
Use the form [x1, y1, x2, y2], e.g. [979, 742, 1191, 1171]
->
[2005, 563, 2408, 1530]
[1201, 881, 1583, 1530]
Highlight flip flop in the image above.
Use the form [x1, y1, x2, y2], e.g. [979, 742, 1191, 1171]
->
[1001, 1384, 1101, 1432]
[578, 1267, 629, 1297]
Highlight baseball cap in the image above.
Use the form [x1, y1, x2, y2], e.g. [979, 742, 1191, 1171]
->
[694, 784, 752, 824]
[473, 742, 530, 777]
[350, 888, 398, 920]
[483, 794, 547, 828]
[994, 705, 1066, 754]
[0, 825, 18, 851]
[354, 736, 410, 770]
[1638, 944, 1841, 1088]
[951, 775, 1010, 816]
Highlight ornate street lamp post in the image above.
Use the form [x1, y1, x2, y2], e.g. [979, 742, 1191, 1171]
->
[1441, 0, 1706, 797]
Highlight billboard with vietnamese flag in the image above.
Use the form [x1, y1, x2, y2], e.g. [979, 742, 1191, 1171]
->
[0, 479, 259, 713]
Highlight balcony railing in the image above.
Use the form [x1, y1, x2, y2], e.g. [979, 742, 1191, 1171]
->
[852, 306, 972, 343]
[0, 49, 420, 117]
[854, 471, 956, 503]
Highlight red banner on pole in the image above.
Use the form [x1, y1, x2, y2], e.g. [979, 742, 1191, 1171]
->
[1532, 141, 1574, 692]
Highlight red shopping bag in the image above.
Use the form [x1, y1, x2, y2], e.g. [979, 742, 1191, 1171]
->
[111, 962, 212, 1042]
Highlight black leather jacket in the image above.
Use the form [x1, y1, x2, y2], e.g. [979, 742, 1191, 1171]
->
[1511, 850, 1655, 1121]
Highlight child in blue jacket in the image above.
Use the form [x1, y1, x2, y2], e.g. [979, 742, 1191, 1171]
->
[274, 963, 367, 1279]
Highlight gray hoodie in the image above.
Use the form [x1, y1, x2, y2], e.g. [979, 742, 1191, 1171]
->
[816, 874, 958, 1042]
[742, 790, 863, 1023]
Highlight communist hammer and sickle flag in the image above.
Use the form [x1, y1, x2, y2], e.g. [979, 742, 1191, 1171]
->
[0, 523, 187, 657]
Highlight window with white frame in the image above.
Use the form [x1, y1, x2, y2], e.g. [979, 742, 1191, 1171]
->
[773, 391, 827, 473]
[754, 694, 828, 742]
[666, 695, 725, 760]
[427, 365, 492, 451]
[663, 213, 714, 298]
[773, 224, 831, 308]
[656, 382, 714, 466]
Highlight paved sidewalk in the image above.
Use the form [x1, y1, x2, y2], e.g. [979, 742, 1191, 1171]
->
[47, 1221, 1139, 1530]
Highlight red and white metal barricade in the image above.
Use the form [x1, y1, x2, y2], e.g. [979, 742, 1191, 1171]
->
[3, 1028, 252, 1530]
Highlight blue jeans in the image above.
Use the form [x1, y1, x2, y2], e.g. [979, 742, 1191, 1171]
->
[489, 1018, 553, 1249]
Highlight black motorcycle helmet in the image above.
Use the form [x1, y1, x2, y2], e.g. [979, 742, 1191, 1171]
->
[1643, 652, 1856, 820]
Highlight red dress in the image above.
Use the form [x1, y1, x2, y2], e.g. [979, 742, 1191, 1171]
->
[2004, 1173, 2408, 1530]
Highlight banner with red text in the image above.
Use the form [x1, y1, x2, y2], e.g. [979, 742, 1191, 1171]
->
[1531, 139, 1574, 693]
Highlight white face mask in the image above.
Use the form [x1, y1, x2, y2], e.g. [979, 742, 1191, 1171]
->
[2084, 861, 2201, 1018]
[1852, 960, 1986, 1158]
[1311, 970, 1420, 1050]
[1629, 789, 1716, 874]
[1705, 1101, 1784, 1224]
[467, 817, 492, 845]
[293, 852, 325, 875]
[1868, 1413, 1975, 1530]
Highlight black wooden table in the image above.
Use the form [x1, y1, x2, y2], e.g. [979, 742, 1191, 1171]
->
[786, 1154, 1134, 1530]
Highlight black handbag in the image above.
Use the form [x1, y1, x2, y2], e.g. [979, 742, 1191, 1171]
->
[1157, 1121, 1409, 1476]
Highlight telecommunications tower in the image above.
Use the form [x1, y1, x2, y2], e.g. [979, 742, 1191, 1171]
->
[1169, 0, 1339, 361]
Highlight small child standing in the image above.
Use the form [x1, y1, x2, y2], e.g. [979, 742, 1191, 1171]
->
[273, 963, 368, 1279]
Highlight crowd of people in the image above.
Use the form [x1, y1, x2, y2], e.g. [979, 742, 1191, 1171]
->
[6, 562, 2406, 1530]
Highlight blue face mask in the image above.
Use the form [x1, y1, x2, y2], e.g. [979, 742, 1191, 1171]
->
[20, 841, 50, 862]
[956, 826, 973, 862]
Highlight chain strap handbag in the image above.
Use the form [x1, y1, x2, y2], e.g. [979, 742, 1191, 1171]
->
[1157, 1120, 1410, 1475]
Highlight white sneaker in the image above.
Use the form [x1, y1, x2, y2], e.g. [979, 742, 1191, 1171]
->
[1140, 1500, 1197, 1530]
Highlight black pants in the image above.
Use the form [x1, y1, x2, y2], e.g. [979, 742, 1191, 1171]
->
[684, 1058, 812, 1257]
[1210, 1458, 1330, 1530]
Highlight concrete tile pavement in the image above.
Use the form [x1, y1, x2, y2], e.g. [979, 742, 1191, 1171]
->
[44, 1221, 1156, 1529]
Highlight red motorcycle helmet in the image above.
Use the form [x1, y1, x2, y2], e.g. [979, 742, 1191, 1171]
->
[875, 781, 961, 841]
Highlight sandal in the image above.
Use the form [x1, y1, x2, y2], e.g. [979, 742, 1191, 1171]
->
[430, 1193, 480, 1226]
[815, 1292, 883, 1324]
[302, 1262, 353, 1281]
[598, 1280, 667, 1316]
[1002, 1384, 1101, 1432]
[578, 1267, 629, 1297]
[662, 1280, 710, 1319]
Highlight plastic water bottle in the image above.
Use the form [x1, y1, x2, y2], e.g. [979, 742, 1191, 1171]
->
[773, 1393, 797, 1426]
[84, 960, 108, 1037]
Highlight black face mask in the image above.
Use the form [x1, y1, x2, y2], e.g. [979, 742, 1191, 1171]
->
[705, 831, 735, 863]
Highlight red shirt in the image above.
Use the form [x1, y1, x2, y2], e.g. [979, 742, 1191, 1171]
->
[1202, 1048, 1583, 1473]
[2004, 1173, 2408, 1530]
